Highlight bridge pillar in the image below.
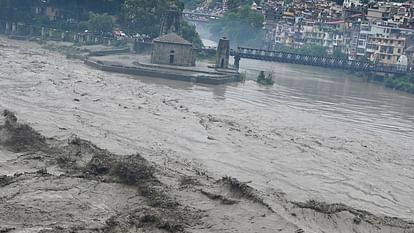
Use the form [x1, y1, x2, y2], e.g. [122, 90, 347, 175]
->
[234, 55, 240, 69]
[11, 23, 17, 34]
[216, 37, 230, 69]
[41, 27, 46, 40]
[5, 22, 10, 34]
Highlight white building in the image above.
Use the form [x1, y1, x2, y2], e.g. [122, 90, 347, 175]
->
[343, 0, 362, 8]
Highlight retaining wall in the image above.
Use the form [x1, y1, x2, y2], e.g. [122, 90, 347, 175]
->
[85, 60, 239, 85]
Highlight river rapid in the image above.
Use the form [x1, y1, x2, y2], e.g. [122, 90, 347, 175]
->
[1, 37, 413, 221]
[184, 59, 414, 220]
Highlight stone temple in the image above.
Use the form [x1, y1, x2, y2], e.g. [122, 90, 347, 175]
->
[151, 32, 196, 67]
[85, 6, 240, 84]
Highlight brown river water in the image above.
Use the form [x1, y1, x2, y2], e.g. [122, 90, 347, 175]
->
[140, 58, 414, 220]
[1, 37, 413, 221]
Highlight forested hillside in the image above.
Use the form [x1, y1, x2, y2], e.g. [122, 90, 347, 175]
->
[0, 0, 202, 47]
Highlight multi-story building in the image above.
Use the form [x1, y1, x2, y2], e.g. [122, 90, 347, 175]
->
[367, 2, 398, 23]
[332, 32, 345, 51]
[343, 0, 362, 9]
[302, 23, 333, 51]
[262, 0, 411, 65]
[356, 23, 374, 60]
[366, 25, 406, 64]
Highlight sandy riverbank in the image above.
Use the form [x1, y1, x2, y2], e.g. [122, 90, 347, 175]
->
[1, 36, 414, 232]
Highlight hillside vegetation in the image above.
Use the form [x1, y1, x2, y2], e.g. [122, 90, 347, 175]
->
[0, 0, 202, 47]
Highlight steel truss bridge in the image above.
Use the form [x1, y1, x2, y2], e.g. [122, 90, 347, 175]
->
[230, 47, 409, 74]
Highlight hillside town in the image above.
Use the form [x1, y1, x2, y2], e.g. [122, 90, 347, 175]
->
[189, 0, 414, 67]
[260, 0, 414, 67]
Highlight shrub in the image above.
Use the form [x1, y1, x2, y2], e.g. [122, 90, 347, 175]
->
[256, 71, 274, 86]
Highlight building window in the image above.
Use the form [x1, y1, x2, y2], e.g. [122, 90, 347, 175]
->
[398, 48, 401, 53]
[387, 55, 391, 60]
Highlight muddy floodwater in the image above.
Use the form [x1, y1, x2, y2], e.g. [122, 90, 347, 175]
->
[172, 59, 414, 219]
[1, 37, 414, 227]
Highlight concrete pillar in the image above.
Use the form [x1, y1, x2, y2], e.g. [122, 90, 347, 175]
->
[234, 55, 240, 69]
[15, 24, 20, 35]
[5, 22, 10, 34]
[11, 23, 17, 34]
[41, 27, 46, 39]
[216, 37, 230, 69]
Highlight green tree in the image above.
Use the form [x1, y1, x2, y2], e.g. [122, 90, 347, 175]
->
[122, 0, 183, 37]
[226, 0, 240, 10]
[181, 0, 203, 9]
[0, 0, 37, 22]
[182, 21, 203, 48]
[88, 12, 114, 33]
[226, 0, 254, 11]
[256, 71, 274, 85]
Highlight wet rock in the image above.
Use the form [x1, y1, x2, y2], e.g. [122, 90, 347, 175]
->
[112, 153, 155, 185]
[221, 176, 259, 201]
[0, 227, 15, 233]
[0, 175, 15, 187]
[354, 216, 362, 224]
[86, 151, 115, 175]
[0, 110, 47, 152]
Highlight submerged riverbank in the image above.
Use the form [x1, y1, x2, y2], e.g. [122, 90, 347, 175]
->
[1, 36, 414, 231]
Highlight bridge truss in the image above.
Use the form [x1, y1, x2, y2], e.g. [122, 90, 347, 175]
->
[231, 47, 408, 74]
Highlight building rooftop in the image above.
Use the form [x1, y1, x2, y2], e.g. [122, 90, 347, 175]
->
[153, 33, 192, 45]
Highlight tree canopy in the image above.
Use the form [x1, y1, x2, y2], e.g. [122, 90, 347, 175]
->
[122, 0, 184, 37]
[226, 0, 254, 11]
[88, 12, 114, 33]
[0, 0, 201, 45]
